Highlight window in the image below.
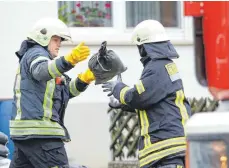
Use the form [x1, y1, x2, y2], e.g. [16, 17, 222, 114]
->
[58, 1, 112, 27]
[57, 1, 193, 44]
[126, 1, 180, 28]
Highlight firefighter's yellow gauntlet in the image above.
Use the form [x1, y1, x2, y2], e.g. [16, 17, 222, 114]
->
[78, 68, 95, 84]
[64, 42, 90, 65]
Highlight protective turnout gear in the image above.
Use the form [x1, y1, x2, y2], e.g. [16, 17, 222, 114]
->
[88, 41, 127, 85]
[64, 42, 90, 65]
[15, 40, 37, 62]
[78, 68, 95, 84]
[28, 17, 71, 46]
[142, 41, 179, 59]
[156, 164, 184, 168]
[105, 41, 191, 168]
[10, 139, 69, 168]
[102, 74, 122, 96]
[11, 43, 89, 141]
[131, 19, 169, 45]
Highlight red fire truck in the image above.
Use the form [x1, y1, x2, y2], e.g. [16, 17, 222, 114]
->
[184, 1, 229, 168]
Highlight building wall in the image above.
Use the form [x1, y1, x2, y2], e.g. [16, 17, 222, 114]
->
[0, 1, 211, 168]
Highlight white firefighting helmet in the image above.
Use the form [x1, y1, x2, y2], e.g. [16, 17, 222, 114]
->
[27, 17, 71, 46]
[131, 19, 169, 45]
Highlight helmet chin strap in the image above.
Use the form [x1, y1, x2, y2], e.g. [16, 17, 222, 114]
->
[137, 44, 147, 57]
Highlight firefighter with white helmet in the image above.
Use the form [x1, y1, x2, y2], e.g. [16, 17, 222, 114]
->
[28, 17, 72, 46]
[131, 19, 169, 45]
[102, 19, 191, 168]
[9, 17, 94, 168]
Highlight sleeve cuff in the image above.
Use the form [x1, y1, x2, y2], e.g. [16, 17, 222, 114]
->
[55, 56, 74, 72]
[75, 77, 89, 92]
[113, 82, 127, 101]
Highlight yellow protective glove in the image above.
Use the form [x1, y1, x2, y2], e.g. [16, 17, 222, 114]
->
[64, 42, 90, 65]
[78, 68, 95, 84]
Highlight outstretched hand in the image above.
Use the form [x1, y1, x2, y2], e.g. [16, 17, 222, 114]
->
[102, 74, 122, 96]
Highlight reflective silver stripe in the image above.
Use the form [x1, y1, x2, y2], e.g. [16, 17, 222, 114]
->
[170, 72, 180, 82]
[69, 79, 80, 96]
[30, 56, 49, 72]
[165, 62, 180, 82]
[10, 127, 65, 136]
[135, 80, 145, 95]
[139, 137, 186, 158]
[10, 120, 63, 129]
[15, 65, 22, 120]
[43, 79, 55, 119]
[48, 60, 62, 78]
[139, 145, 186, 167]
[120, 86, 130, 105]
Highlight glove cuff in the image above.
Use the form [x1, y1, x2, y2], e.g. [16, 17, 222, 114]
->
[64, 54, 77, 66]
[78, 69, 95, 84]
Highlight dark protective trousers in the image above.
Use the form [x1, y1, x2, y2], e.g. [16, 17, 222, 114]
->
[155, 165, 184, 168]
[9, 138, 69, 168]
[151, 156, 185, 168]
